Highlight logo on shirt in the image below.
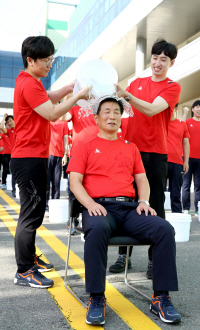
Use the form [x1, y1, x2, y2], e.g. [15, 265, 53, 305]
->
[95, 148, 101, 153]
[190, 124, 193, 127]
[138, 86, 142, 90]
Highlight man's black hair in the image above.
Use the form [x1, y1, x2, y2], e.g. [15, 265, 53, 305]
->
[97, 97, 124, 115]
[21, 36, 55, 68]
[192, 100, 200, 108]
[5, 115, 14, 123]
[175, 103, 179, 108]
[151, 39, 178, 61]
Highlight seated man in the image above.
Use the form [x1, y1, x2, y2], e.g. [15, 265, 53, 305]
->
[68, 96, 181, 326]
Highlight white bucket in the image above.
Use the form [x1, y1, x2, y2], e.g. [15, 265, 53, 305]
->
[49, 199, 68, 223]
[16, 184, 20, 199]
[60, 178, 67, 192]
[198, 201, 200, 222]
[6, 174, 12, 190]
[164, 191, 171, 210]
[165, 213, 192, 242]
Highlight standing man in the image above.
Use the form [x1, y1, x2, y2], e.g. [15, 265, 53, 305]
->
[68, 96, 181, 325]
[10, 36, 91, 289]
[45, 118, 69, 215]
[0, 114, 16, 195]
[182, 100, 200, 216]
[166, 104, 190, 212]
[110, 39, 181, 276]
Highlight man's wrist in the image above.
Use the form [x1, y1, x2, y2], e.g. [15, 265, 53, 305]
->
[138, 200, 150, 206]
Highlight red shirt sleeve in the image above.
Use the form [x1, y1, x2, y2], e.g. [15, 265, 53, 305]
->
[67, 141, 87, 174]
[22, 79, 49, 109]
[158, 82, 181, 112]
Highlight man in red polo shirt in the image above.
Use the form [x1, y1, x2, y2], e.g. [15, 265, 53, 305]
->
[0, 114, 16, 195]
[45, 119, 69, 215]
[110, 39, 181, 276]
[68, 96, 181, 326]
[166, 104, 190, 212]
[182, 100, 200, 215]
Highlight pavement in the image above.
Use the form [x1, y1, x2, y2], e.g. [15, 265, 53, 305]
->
[1, 187, 200, 330]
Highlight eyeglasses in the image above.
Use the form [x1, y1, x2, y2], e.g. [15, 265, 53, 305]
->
[38, 57, 55, 66]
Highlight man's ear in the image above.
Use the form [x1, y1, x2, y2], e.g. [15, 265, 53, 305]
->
[94, 114, 98, 125]
[26, 57, 34, 66]
[169, 59, 175, 68]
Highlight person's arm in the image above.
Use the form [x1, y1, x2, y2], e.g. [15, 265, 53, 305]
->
[134, 173, 157, 216]
[47, 82, 75, 104]
[34, 85, 91, 122]
[181, 107, 189, 122]
[70, 172, 107, 217]
[0, 147, 4, 152]
[62, 135, 68, 166]
[182, 137, 190, 175]
[60, 112, 72, 121]
[114, 84, 169, 117]
[0, 113, 8, 134]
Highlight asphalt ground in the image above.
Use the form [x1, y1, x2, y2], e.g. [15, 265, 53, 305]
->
[0, 187, 200, 330]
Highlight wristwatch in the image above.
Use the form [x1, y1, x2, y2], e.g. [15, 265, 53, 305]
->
[139, 200, 150, 206]
[124, 93, 131, 102]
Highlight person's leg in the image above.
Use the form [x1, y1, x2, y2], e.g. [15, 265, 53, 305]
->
[141, 152, 167, 219]
[122, 206, 178, 292]
[52, 156, 62, 199]
[82, 207, 117, 294]
[46, 155, 54, 209]
[2, 154, 10, 185]
[169, 162, 183, 213]
[11, 158, 48, 273]
[193, 158, 200, 212]
[182, 158, 193, 211]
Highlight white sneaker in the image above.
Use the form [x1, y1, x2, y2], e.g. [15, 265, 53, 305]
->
[183, 210, 189, 214]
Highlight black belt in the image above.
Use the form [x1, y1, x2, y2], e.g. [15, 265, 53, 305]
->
[96, 197, 135, 202]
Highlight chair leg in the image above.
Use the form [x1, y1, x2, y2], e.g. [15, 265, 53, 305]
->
[124, 246, 151, 301]
[64, 216, 87, 309]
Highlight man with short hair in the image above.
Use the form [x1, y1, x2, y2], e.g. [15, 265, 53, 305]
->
[166, 104, 190, 212]
[68, 96, 181, 326]
[0, 113, 16, 195]
[11, 35, 91, 289]
[182, 100, 200, 215]
[110, 39, 181, 276]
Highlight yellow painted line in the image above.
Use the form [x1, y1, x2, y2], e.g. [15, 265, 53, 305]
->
[0, 190, 161, 330]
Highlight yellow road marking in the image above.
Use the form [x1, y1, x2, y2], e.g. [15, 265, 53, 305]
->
[0, 190, 161, 330]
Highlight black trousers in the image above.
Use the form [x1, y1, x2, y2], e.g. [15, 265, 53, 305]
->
[46, 155, 62, 207]
[2, 153, 11, 184]
[0, 154, 3, 180]
[11, 158, 48, 273]
[166, 162, 183, 213]
[119, 152, 167, 257]
[83, 200, 178, 293]
[182, 157, 200, 212]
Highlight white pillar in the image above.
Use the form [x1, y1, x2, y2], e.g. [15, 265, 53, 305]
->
[135, 37, 146, 75]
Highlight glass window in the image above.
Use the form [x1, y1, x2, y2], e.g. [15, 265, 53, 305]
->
[1, 57, 12, 68]
[1, 67, 12, 78]
[0, 78, 12, 88]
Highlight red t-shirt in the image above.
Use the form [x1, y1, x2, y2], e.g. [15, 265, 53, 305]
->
[69, 106, 97, 141]
[0, 133, 11, 154]
[6, 128, 15, 152]
[12, 71, 50, 158]
[124, 77, 181, 154]
[70, 126, 99, 155]
[68, 135, 145, 198]
[49, 119, 68, 157]
[167, 119, 190, 165]
[0, 137, 4, 154]
[186, 118, 200, 159]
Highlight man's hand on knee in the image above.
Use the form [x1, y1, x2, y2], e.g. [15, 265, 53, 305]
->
[87, 201, 107, 217]
[136, 202, 157, 216]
